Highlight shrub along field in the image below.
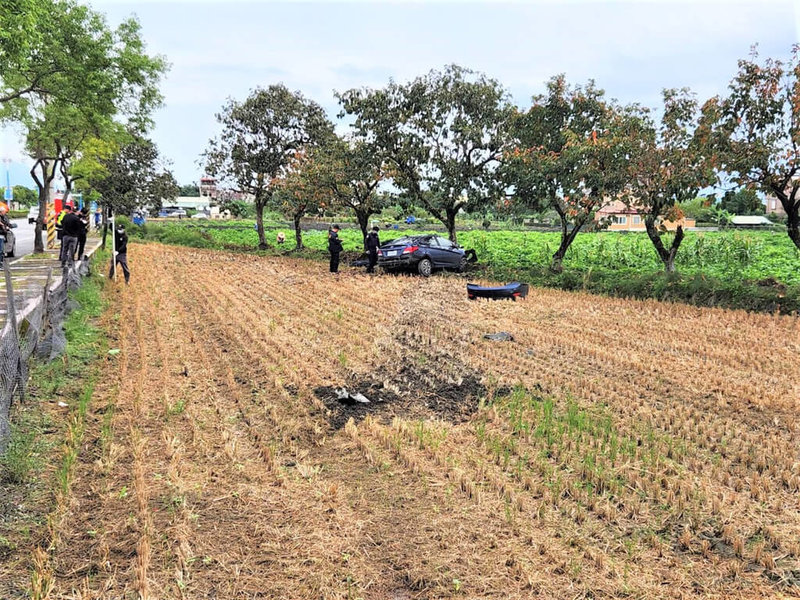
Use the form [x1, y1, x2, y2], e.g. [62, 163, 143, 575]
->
[125, 220, 800, 312]
[3, 243, 797, 598]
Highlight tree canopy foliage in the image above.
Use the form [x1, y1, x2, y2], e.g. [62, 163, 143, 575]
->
[702, 46, 800, 250]
[338, 65, 513, 242]
[623, 89, 714, 272]
[503, 76, 636, 271]
[1, 0, 168, 251]
[204, 84, 334, 249]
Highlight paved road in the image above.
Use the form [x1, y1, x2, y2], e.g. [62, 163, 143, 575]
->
[9, 217, 36, 259]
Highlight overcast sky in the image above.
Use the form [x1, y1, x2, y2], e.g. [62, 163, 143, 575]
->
[2, 0, 799, 187]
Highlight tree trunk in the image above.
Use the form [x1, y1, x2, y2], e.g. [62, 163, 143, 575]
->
[255, 199, 267, 250]
[293, 213, 303, 250]
[644, 215, 683, 273]
[786, 200, 800, 251]
[551, 211, 583, 274]
[355, 209, 369, 249]
[771, 188, 800, 251]
[31, 158, 57, 254]
[446, 208, 458, 243]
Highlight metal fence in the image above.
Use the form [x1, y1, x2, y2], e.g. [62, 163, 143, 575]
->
[0, 257, 91, 451]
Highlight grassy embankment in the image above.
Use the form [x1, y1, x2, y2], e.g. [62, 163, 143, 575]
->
[0, 253, 109, 598]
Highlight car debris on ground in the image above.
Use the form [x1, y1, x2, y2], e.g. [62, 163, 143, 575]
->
[334, 387, 370, 404]
[483, 332, 514, 342]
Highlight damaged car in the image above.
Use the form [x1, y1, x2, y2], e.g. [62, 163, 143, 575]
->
[378, 234, 474, 276]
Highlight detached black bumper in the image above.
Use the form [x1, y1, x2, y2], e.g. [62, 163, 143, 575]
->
[467, 282, 529, 301]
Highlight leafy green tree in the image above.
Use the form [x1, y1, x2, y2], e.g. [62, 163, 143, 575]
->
[625, 89, 714, 272]
[719, 189, 763, 214]
[219, 198, 252, 218]
[272, 151, 334, 249]
[180, 183, 200, 196]
[204, 84, 334, 249]
[505, 76, 634, 272]
[300, 137, 387, 242]
[15, 0, 167, 252]
[701, 46, 800, 250]
[87, 133, 178, 246]
[0, 0, 47, 119]
[678, 196, 716, 222]
[338, 65, 513, 242]
[0, 185, 37, 206]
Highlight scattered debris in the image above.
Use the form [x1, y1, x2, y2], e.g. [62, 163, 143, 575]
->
[484, 332, 514, 342]
[334, 387, 370, 404]
[57, 401, 69, 408]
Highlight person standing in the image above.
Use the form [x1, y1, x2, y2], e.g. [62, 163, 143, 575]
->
[328, 224, 343, 273]
[76, 207, 90, 260]
[56, 203, 70, 263]
[60, 205, 82, 269]
[0, 205, 10, 265]
[109, 223, 130, 284]
[365, 225, 380, 273]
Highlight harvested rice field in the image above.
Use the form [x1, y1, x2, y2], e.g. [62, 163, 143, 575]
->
[8, 243, 800, 599]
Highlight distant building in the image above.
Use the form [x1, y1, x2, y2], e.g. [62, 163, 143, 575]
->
[172, 196, 211, 210]
[199, 176, 217, 200]
[730, 215, 775, 228]
[595, 200, 695, 231]
[764, 195, 788, 218]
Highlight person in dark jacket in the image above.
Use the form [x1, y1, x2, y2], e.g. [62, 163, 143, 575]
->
[56, 204, 70, 263]
[365, 226, 380, 273]
[0, 205, 10, 265]
[76, 207, 90, 260]
[328, 224, 343, 273]
[109, 224, 130, 284]
[60, 206, 83, 269]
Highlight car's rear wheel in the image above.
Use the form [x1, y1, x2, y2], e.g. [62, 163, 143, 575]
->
[417, 257, 432, 277]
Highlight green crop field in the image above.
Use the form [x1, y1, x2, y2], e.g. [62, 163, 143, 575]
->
[131, 220, 800, 287]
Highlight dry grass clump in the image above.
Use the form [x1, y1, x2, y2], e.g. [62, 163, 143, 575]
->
[24, 244, 800, 599]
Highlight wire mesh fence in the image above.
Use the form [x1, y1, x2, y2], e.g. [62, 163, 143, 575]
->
[0, 256, 92, 451]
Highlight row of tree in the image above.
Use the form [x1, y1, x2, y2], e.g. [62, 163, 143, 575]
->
[0, 0, 172, 251]
[206, 49, 800, 273]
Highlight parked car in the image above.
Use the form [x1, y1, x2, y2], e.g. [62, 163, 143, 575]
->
[191, 210, 210, 219]
[378, 234, 467, 276]
[158, 208, 187, 218]
[27, 205, 39, 224]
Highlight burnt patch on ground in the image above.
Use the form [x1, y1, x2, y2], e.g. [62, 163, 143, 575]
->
[314, 372, 493, 430]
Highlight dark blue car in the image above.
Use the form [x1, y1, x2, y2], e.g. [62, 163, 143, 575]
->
[378, 234, 467, 276]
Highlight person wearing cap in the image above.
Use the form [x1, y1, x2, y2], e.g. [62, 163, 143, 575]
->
[365, 225, 381, 274]
[109, 223, 130, 284]
[328, 224, 343, 273]
[60, 204, 82, 268]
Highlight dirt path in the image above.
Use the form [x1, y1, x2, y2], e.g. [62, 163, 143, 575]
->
[37, 244, 800, 599]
